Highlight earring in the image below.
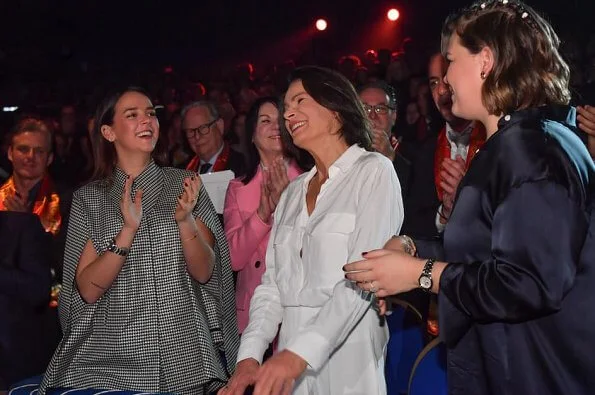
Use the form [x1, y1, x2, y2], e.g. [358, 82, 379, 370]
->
[480, 71, 486, 80]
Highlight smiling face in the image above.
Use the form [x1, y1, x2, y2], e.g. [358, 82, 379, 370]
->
[101, 91, 159, 157]
[282, 80, 341, 150]
[359, 87, 396, 137]
[444, 34, 486, 121]
[253, 102, 283, 158]
[428, 53, 456, 123]
[8, 130, 53, 182]
[182, 105, 224, 160]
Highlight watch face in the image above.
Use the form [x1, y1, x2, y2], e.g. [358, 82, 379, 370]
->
[419, 276, 432, 289]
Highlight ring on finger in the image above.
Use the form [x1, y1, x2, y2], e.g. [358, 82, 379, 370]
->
[369, 281, 377, 293]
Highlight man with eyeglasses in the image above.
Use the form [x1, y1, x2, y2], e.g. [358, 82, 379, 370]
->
[181, 100, 246, 177]
[358, 81, 411, 196]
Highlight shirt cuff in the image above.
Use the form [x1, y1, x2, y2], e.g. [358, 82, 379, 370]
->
[284, 331, 330, 372]
[237, 336, 270, 365]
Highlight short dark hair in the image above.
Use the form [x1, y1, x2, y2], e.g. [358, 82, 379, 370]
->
[358, 81, 398, 109]
[441, 0, 570, 115]
[280, 66, 372, 162]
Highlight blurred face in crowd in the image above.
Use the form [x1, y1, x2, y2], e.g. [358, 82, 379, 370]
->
[253, 102, 283, 158]
[9, 131, 53, 182]
[60, 105, 77, 135]
[406, 102, 420, 125]
[101, 91, 159, 157]
[233, 113, 247, 143]
[417, 84, 430, 118]
[283, 80, 342, 150]
[182, 105, 224, 160]
[428, 53, 457, 123]
[359, 87, 396, 137]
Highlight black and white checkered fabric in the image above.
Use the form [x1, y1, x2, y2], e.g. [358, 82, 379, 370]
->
[40, 161, 239, 395]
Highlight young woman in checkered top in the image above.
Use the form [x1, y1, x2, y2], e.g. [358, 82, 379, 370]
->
[40, 87, 239, 394]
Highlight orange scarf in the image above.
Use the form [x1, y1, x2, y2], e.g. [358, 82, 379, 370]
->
[0, 175, 61, 235]
[434, 124, 486, 201]
[186, 144, 231, 173]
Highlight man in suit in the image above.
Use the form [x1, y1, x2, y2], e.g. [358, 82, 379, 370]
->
[182, 101, 246, 177]
[0, 211, 59, 391]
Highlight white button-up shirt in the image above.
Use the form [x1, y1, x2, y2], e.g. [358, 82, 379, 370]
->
[237, 144, 403, 394]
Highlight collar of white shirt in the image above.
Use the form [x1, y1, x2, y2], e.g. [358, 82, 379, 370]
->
[200, 143, 225, 167]
[302, 144, 365, 187]
[445, 121, 475, 147]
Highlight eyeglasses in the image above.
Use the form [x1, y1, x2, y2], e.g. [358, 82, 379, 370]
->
[183, 118, 218, 138]
[362, 104, 395, 115]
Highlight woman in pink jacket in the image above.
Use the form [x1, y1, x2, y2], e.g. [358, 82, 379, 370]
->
[223, 97, 303, 334]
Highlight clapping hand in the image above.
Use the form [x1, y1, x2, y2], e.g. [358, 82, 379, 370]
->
[121, 175, 143, 231]
[257, 158, 290, 222]
[372, 129, 395, 161]
[439, 156, 466, 221]
[3, 191, 28, 212]
[175, 174, 201, 223]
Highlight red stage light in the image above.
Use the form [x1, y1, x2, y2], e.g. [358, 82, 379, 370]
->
[387, 8, 400, 21]
[315, 19, 328, 31]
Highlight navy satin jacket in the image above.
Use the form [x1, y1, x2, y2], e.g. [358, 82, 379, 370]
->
[435, 105, 595, 394]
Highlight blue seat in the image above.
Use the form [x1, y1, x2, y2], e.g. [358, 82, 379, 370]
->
[408, 338, 447, 395]
[385, 299, 425, 395]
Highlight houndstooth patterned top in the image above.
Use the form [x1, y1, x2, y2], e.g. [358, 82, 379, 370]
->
[40, 161, 239, 395]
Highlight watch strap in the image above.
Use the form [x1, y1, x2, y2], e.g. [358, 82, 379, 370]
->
[107, 238, 129, 257]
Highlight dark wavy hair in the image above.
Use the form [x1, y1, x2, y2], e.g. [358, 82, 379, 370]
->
[441, 0, 570, 116]
[279, 66, 372, 163]
[91, 86, 166, 181]
[242, 97, 281, 184]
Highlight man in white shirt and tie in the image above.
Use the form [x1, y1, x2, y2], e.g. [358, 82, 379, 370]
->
[182, 101, 246, 177]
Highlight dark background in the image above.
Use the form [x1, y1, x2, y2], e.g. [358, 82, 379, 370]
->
[0, 0, 592, 106]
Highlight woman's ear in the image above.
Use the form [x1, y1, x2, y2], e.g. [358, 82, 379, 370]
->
[101, 125, 115, 143]
[480, 46, 495, 77]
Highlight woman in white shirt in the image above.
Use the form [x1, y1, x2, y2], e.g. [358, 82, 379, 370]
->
[220, 66, 404, 395]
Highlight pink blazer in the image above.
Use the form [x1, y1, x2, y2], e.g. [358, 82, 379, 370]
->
[223, 160, 302, 333]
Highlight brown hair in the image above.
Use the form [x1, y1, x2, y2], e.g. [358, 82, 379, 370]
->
[279, 66, 372, 164]
[91, 86, 165, 181]
[9, 117, 53, 152]
[441, 0, 570, 116]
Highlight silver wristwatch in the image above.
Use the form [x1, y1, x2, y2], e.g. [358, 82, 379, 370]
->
[418, 258, 435, 292]
[107, 238, 130, 257]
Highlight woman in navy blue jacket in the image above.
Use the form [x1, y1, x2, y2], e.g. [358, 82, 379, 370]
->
[345, 1, 595, 394]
